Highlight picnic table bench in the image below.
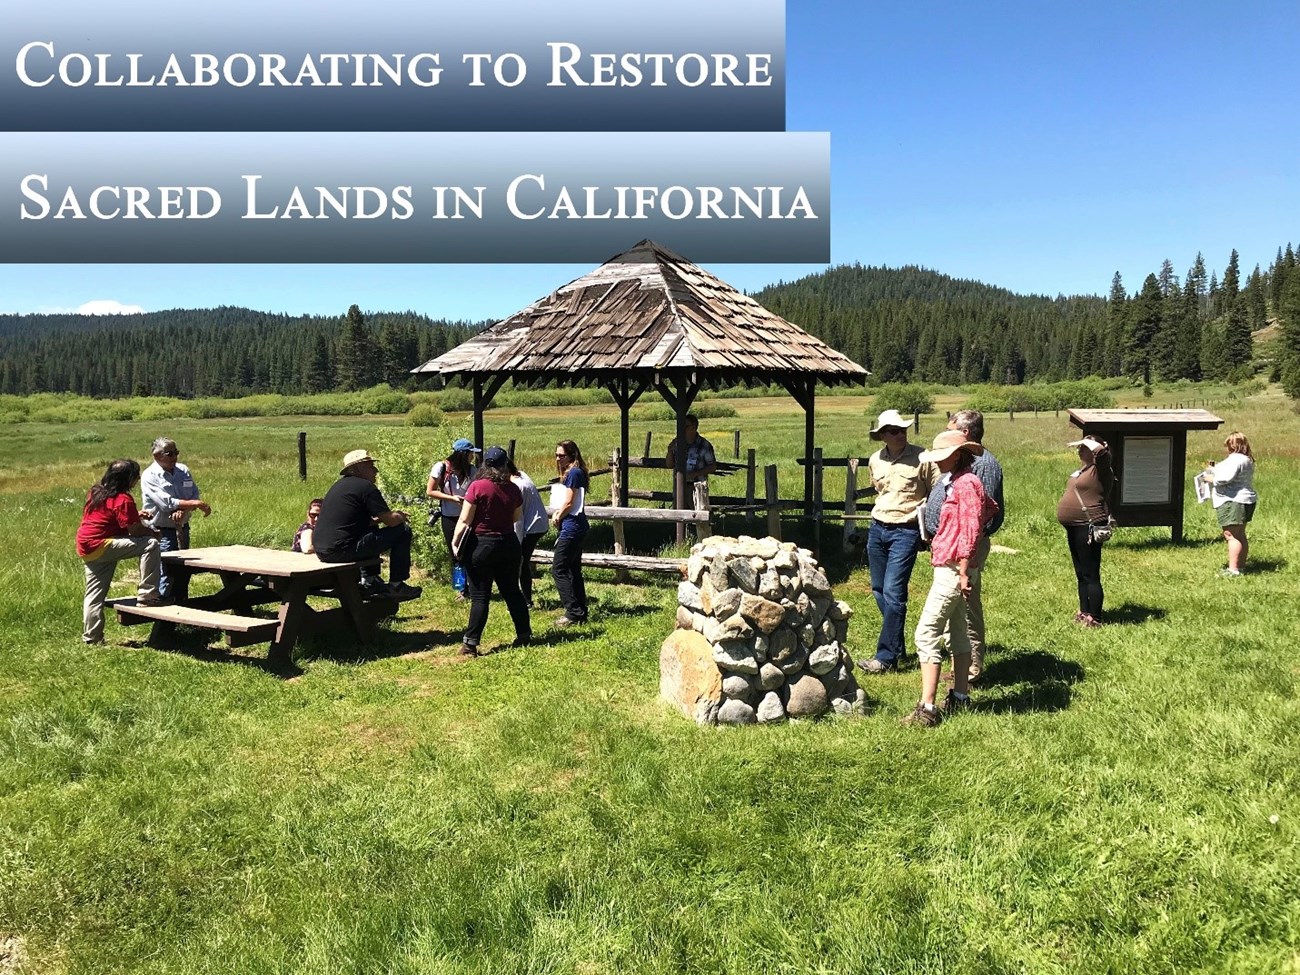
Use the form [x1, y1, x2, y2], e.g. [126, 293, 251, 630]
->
[113, 544, 399, 665]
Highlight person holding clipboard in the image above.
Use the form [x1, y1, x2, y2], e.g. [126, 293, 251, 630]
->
[550, 439, 589, 627]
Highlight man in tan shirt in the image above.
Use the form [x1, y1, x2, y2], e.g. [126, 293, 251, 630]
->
[860, 409, 937, 673]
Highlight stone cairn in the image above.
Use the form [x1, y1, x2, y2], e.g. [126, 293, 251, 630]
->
[660, 535, 867, 725]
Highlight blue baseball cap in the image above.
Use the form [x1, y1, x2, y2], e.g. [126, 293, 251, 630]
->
[452, 438, 481, 453]
[483, 446, 509, 468]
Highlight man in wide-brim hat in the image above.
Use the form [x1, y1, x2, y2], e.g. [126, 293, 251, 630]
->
[901, 430, 998, 728]
[859, 409, 937, 675]
[312, 449, 421, 602]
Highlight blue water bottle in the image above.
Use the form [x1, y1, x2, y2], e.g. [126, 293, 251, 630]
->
[452, 563, 467, 593]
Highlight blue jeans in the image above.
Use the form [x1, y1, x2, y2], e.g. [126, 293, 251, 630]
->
[157, 524, 190, 600]
[867, 519, 922, 666]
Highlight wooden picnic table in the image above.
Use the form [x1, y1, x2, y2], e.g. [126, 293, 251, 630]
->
[113, 544, 396, 665]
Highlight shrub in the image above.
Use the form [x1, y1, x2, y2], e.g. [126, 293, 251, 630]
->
[869, 383, 934, 416]
[439, 388, 474, 412]
[629, 402, 738, 421]
[406, 403, 445, 428]
[374, 429, 445, 578]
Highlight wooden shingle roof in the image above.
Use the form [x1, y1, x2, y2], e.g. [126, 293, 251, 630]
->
[412, 240, 868, 388]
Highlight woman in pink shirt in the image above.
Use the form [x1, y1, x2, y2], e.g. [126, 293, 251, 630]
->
[903, 431, 998, 728]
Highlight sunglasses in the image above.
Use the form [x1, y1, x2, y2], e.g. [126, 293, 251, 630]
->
[159, 449, 179, 457]
[879, 427, 906, 436]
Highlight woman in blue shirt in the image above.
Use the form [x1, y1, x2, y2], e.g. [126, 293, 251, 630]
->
[550, 439, 589, 626]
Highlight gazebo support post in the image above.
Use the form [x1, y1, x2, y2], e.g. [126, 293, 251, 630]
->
[655, 374, 701, 545]
[470, 374, 508, 450]
[781, 377, 818, 522]
[604, 377, 651, 508]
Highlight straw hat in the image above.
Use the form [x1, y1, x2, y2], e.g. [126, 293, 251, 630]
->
[918, 429, 984, 463]
[869, 409, 911, 440]
[340, 449, 377, 474]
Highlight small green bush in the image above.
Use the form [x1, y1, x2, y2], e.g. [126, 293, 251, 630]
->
[61, 430, 106, 444]
[406, 403, 445, 428]
[439, 388, 474, 412]
[869, 383, 935, 415]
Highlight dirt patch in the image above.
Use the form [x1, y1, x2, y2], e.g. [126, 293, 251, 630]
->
[343, 720, 416, 754]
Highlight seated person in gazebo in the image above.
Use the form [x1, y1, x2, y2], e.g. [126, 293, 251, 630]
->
[665, 414, 717, 482]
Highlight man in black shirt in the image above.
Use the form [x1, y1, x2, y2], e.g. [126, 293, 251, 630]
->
[314, 449, 421, 601]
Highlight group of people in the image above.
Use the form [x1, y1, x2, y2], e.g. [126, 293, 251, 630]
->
[858, 408, 1259, 728]
[73, 431, 593, 655]
[76, 415, 1259, 688]
[426, 437, 591, 654]
[76, 437, 211, 643]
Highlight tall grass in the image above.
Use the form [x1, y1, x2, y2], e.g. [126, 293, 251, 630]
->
[0, 385, 1297, 973]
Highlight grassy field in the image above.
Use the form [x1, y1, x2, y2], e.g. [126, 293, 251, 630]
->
[1, 386, 1298, 974]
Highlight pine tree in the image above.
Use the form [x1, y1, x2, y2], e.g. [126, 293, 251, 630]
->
[1188, 252, 1209, 318]
[304, 334, 333, 392]
[336, 304, 377, 391]
[1224, 293, 1253, 371]
[1104, 272, 1128, 375]
[1244, 265, 1268, 331]
[1124, 274, 1162, 384]
[1214, 249, 1241, 319]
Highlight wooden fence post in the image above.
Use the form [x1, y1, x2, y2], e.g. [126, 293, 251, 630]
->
[643, 430, 653, 460]
[610, 448, 627, 556]
[733, 429, 741, 459]
[745, 448, 756, 528]
[765, 464, 781, 540]
[297, 432, 307, 481]
[1009, 409, 1015, 422]
[507, 438, 516, 461]
[843, 457, 859, 552]
[693, 480, 712, 540]
[610, 448, 628, 582]
[812, 447, 824, 555]
[913, 411, 920, 433]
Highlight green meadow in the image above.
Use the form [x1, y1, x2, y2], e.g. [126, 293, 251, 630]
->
[1, 386, 1297, 974]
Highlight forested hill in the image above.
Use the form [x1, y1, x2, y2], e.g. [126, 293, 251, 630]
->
[0, 306, 483, 398]
[3, 246, 1296, 397]
[753, 264, 1111, 385]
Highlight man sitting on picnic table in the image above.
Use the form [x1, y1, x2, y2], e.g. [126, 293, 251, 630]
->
[313, 450, 421, 602]
[665, 414, 717, 482]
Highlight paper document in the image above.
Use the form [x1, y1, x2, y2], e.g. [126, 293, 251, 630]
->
[549, 484, 584, 516]
[1193, 472, 1211, 504]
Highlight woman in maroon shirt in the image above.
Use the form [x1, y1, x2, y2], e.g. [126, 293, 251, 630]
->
[450, 446, 531, 656]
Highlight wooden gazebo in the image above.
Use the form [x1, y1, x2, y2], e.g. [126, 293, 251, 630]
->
[410, 240, 868, 519]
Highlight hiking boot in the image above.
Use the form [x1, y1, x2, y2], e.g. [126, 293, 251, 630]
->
[856, 657, 896, 675]
[900, 702, 942, 728]
[359, 578, 388, 600]
[511, 634, 533, 648]
[941, 690, 971, 714]
[458, 643, 479, 657]
[388, 582, 422, 602]
[553, 615, 577, 628]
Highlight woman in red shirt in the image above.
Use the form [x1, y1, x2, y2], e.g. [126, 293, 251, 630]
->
[450, 446, 531, 656]
[76, 458, 163, 644]
[903, 431, 998, 728]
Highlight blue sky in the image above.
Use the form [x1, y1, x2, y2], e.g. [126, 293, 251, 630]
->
[2, 0, 1296, 319]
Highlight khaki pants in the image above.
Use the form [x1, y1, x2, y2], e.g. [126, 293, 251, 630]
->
[952, 535, 990, 678]
[914, 564, 970, 666]
[83, 537, 160, 643]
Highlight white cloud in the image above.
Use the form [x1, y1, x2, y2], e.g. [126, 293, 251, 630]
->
[35, 299, 147, 315]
